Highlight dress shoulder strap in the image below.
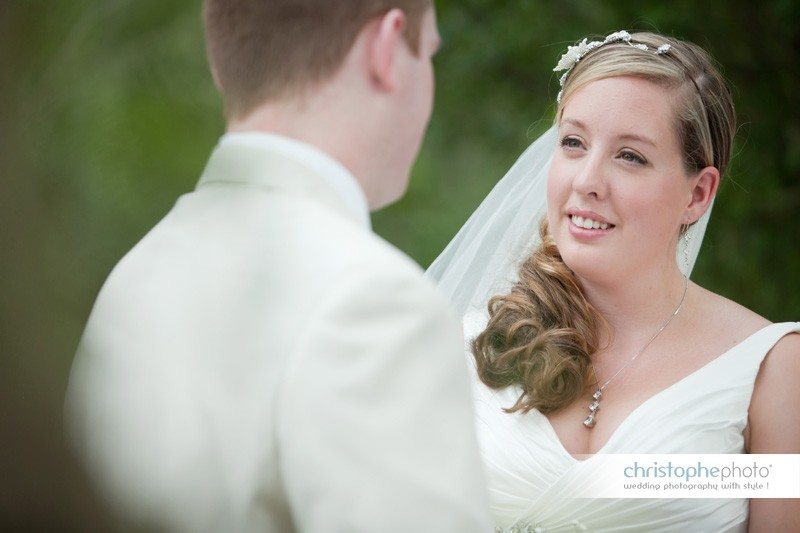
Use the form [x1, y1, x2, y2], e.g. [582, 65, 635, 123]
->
[717, 322, 800, 390]
[734, 321, 800, 364]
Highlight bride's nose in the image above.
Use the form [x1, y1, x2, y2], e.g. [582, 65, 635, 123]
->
[572, 154, 609, 200]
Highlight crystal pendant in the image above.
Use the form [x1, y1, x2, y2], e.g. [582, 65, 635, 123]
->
[584, 389, 602, 429]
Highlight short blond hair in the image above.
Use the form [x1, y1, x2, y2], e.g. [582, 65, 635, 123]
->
[203, 0, 432, 120]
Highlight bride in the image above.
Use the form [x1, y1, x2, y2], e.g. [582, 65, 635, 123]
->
[428, 31, 799, 532]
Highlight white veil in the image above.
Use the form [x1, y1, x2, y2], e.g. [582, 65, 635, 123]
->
[425, 125, 713, 319]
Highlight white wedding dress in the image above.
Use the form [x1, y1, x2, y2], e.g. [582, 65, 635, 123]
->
[464, 311, 800, 532]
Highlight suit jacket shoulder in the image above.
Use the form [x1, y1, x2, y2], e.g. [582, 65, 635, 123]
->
[65, 147, 492, 532]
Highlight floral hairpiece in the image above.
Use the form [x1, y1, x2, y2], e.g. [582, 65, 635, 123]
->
[554, 30, 672, 102]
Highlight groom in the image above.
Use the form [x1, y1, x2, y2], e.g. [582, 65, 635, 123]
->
[65, 1, 491, 531]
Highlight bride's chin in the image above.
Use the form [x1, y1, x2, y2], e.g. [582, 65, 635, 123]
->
[559, 249, 615, 283]
[554, 231, 616, 277]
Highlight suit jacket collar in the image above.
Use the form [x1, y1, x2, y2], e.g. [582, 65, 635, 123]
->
[197, 133, 371, 229]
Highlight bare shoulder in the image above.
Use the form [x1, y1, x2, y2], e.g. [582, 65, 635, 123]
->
[690, 283, 772, 347]
[692, 285, 800, 452]
[747, 331, 800, 452]
[693, 284, 800, 405]
[749, 331, 800, 533]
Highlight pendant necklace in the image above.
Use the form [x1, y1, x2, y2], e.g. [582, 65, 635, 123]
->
[584, 274, 689, 429]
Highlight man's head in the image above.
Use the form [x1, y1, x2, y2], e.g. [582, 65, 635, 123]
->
[203, 0, 432, 120]
[203, 0, 440, 210]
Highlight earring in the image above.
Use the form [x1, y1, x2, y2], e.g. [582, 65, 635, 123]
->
[681, 223, 691, 273]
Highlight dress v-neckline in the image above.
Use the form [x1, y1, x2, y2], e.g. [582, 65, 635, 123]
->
[536, 322, 781, 463]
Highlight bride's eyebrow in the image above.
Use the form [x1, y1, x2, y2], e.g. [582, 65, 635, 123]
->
[562, 117, 657, 148]
[561, 118, 587, 131]
[618, 133, 657, 147]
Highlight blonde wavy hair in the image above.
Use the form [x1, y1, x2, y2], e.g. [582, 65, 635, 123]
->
[472, 32, 737, 415]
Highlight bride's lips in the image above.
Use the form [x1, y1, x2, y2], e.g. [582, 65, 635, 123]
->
[566, 209, 616, 239]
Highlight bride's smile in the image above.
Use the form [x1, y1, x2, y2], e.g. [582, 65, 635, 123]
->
[567, 209, 616, 238]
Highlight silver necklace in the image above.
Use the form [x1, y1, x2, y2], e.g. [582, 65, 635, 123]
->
[583, 274, 689, 429]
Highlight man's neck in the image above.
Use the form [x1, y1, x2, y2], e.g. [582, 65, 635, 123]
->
[227, 99, 380, 210]
[218, 130, 371, 228]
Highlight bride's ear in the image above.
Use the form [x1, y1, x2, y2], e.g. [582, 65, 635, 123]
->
[367, 9, 406, 92]
[684, 166, 720, 224]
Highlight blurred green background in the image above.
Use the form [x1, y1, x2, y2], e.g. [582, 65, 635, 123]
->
[1, 0, 798, 524]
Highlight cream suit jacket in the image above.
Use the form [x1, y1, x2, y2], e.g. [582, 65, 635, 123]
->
[65, 138, 492, 532]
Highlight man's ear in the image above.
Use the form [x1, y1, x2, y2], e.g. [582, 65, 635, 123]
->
[368, 8, 407, 92]
[684, 166, 720, 224]
[209, 61, 223, 92]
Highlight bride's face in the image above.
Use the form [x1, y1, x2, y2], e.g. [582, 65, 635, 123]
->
[547, 76, 693, 284]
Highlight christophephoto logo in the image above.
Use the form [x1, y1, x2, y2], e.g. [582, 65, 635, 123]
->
[623, 460, 774, 491]
[571, 454, 800, 499]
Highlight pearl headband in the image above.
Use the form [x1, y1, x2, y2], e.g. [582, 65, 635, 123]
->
[554, 30, 672, 102]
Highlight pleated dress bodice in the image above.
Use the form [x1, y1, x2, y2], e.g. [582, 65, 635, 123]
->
[465, 312, 800, 532]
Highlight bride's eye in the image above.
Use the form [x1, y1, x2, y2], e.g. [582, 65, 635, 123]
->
[560, 136, 583, 150]
[619, 150, 647, 165]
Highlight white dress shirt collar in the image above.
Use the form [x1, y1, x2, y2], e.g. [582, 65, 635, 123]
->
[219, 131, 371, 229]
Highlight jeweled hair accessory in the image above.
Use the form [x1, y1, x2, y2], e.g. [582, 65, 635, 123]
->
[554, 30, 672, 102]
